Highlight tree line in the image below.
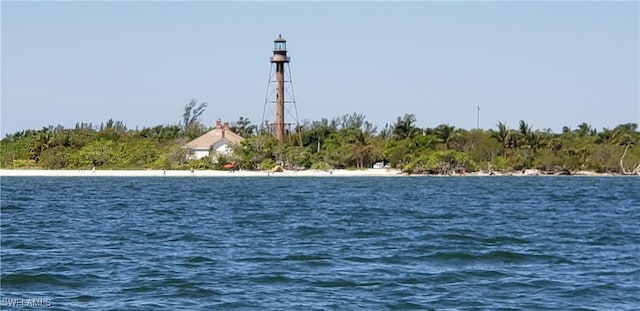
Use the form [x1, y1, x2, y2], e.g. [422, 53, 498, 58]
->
[1, 100, 639, 174]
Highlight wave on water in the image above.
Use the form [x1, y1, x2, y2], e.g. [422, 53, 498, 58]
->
[1, 176, 639, 309]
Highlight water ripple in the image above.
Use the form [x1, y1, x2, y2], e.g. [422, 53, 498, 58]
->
[1, 176, 639, 310]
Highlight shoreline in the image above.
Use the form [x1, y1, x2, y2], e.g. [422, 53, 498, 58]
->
[0, 169, 633, 177]
[0, 168, 403, 177]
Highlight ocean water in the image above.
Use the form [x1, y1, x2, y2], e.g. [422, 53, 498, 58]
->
[1, 176, 639, 310]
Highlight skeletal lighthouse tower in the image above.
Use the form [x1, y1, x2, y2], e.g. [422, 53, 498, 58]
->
[261, 34, 300, 145]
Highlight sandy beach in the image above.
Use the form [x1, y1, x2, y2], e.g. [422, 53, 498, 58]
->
[0, 168, 622, 177]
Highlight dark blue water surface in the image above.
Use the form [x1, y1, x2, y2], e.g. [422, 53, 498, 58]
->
[1, 176, 639, 310]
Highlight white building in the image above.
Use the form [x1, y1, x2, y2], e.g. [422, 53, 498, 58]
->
[185, 119, 244, 160]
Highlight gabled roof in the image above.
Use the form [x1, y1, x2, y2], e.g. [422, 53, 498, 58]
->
[185, 127, 244, 149]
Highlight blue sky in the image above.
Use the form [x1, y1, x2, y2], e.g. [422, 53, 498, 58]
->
[2, 1, 638, 136]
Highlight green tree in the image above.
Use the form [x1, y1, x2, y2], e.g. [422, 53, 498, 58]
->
[574, 122, 595, 137]
[345, 129, 382, 169]
[182, 99, 209, 139]
[69, 140, 123, 168]
[492, 121, 510, 158]
[230, 116, 257, 138]
[405, 150, 477, 174]
[434, 124, 456, 150]
[392, 114, 420, 140]
[300, 118, 337, 155]
[139, 125, 182, 141]
[232, 135, 278, 170]
[518, 120, 532, 148]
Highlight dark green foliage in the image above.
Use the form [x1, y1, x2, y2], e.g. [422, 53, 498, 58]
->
[230, 117, 257, 138]
[139, 125, 182, 141]
[405, 150, 478, 174]
[1, 113, 639, 174]
[392, 114, 420, 140]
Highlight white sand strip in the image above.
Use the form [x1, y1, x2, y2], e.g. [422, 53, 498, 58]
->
[0, 169, 624, 177]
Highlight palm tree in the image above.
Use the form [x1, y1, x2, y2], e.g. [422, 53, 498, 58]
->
[596, 127, 616, 144]
[348, 133, 367, 169]
[28, 127, 53, 161]
[531, 129, 552, 154]
[231, 116, 257, 138]
[378, 123, 393, 140]
[435, 124, 455, 150]
[611, 123, 639, 146]
[574, 122, 594, 137]
[518, 120, 533, 148]
[493, 122, 510, 158]
[392, 114, 419, 140]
